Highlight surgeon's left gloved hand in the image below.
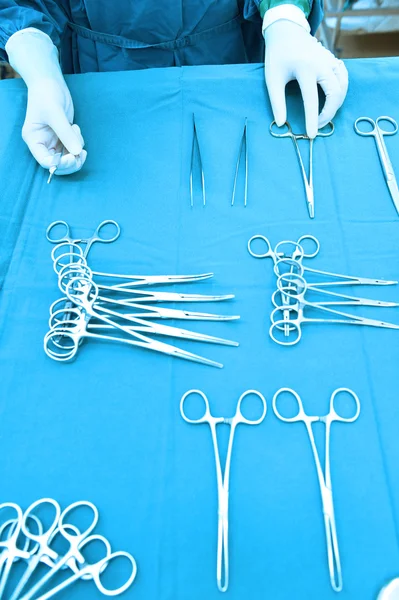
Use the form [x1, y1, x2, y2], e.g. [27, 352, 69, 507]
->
[263, 6, 348, 139]
[5, 28, 87, 176]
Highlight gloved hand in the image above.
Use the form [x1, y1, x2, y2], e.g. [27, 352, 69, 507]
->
[5, 28, 87, 175]
[377, 579, 399, 600]
[263, 7, 348, 138]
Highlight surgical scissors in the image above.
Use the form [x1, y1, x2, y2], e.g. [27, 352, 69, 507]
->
[180, 389, 267, 592]
[354, 116, 399, 214]
[272, 387, 360, 591]
[46, 220, 120, 258]
[270, 120, 334, 218]
[270, 273, 399, 345]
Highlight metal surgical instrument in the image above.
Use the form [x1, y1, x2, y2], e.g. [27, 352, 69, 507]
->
[270, 273, 399, 345]
[47, 152, 62, 184]
[248, 234, 320, 336]
[190, 114, 206, 207]
[247, 234, 320, 268]
[272, 387, 360, 591]
[45, 279, 236, 366]
[180, 389, 267, 592]
[270, 120, 334, 218]
[17, 501, 136, 600]
[354, 116, 399, 214]
[231, 118, 248, 207]
[46, 220, 121, 259]
[274, 257, 398, 287]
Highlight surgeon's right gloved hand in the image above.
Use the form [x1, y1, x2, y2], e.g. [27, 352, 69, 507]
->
[5, 28, 87, 176]
[263, 6, 348, 139]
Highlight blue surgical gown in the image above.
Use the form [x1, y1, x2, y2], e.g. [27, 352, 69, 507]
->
[0, 0, 323, 74]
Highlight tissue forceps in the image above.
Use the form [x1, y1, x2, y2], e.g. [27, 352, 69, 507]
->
[231, 118, 248, 207]
[46, 221, 120, 258]
[190, 114, 206, 207]
[270, 274, 399, 345]
[354, 116, 399, 214]
[272, 388, 360, 591]
[180, 390, 267, 592]
[270, 121, 334, 218]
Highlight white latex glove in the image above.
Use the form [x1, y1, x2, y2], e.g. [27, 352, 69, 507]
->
[378, 579, 399, 600]
[5, 28, 87, 175]
[263, 7, 348, 138]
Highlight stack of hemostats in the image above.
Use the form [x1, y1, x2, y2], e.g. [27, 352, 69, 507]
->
[44, 233, 239, 367]
[247, 234, 399, 345]
[0, 498, 137, 600]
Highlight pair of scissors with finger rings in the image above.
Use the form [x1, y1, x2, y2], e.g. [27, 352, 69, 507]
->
[354, 116, 399, 214]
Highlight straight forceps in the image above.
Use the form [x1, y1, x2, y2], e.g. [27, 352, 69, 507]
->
[190, 114, 206, 207]
[354, 116, 399, 214]
[270, 121, 334, 218]
[273, 388, 360, 591]
[180, 390, 267, 592]
[46, 220, 120, 259]
[270, 273, 399, 345]
[231, 118, 248, 207]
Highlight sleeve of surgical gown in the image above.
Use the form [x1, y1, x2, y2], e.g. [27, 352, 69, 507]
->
[243, 0, 324, 33]
[0, 0, 67, 62]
